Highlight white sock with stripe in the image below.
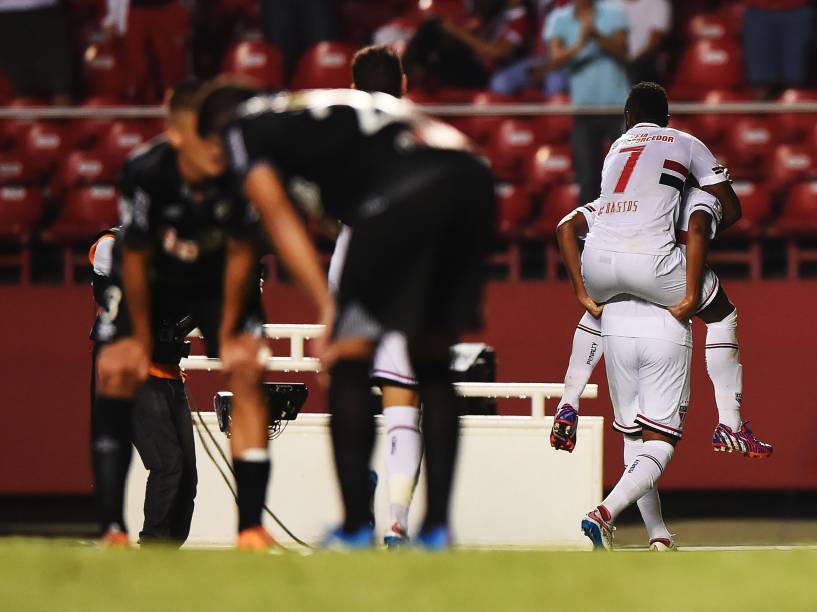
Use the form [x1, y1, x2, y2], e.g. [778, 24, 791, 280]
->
[558, 312, 603, 412]
[601, 440, 674, 522]
[705, 309, 742, 430]
[623, 436, 672, 542]
[383, 405, 422, 532]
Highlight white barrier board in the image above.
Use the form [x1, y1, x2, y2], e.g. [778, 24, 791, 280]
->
[126, 413, 604, 549]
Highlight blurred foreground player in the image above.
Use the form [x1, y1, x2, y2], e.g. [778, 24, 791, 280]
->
[91, 80, 275, 549]
[90, 228, 197, 546]
[553, 188, 772, 460]
[198, 84, 496, 549]
[326, 45, 423, 547]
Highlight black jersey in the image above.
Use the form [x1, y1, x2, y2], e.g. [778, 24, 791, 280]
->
[222, 89, 472, 225]
[118, 137, 260, 293]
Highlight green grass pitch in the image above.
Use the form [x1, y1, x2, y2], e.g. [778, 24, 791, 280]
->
[2, 539, 816, 612]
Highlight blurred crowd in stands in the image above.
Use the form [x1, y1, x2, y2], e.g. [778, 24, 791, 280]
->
[1, 0, 817, 284]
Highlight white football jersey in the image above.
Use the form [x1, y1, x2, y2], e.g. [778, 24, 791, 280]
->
[578, 186, 722, 253]
[583, 122, 725, 255]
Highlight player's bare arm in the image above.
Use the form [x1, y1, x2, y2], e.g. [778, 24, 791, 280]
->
[669, 210, 711, 321]
[242, 164, 335, 344]
[703, 179, 742, 234]
[219, 238, 267, 376]
[557, 211, 603, 319]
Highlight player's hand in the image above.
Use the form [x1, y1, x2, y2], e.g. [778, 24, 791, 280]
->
[97, 338, 149, 395]
[220, 333, 269, 378]
[578, 292, 604, 319]
[669, 295, 698, 321]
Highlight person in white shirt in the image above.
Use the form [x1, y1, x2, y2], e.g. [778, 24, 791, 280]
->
[619, 0, 671, 84]
[561, 82, 742, 325]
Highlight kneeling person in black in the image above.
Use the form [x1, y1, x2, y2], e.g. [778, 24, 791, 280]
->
[91, 80, 272, 548]
[198, 86, 496, 547]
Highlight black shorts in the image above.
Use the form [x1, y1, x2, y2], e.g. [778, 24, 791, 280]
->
[335, 149, 496, 341]
[92, 279, 265, 358]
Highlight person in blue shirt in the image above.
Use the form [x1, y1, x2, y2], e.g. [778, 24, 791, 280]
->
[544, 0, 630, 205]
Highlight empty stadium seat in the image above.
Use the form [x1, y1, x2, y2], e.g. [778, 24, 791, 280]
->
[290, 42, 357, 90]
[0, 151, 36, 186]
[769, 144, 815, 191]
[83, 40, 127, 99]
[685, 11, 736, 40]
[693, 89, 752, 146]
[727, 118, 773, 178]
[51, 150, 114, 201]
[777, 182, 817, 235]
[0, 186, 44, 283]
[99, 121, 149, 168]
[528, 145, 572, 194]
[539, 93, 572, 145]
[458, 91, 515, 144]
[20, 121, 68, 179]
[672, 40, 743, 99]
[729, 181, 772, 237]
[222, 40, 285, 89]
[775, 89, 817, 143]
[528, 183, 581, 240]
[69, 97, 121, 149]
[488, 118, 542, 182]
[496, 183, 531, 238]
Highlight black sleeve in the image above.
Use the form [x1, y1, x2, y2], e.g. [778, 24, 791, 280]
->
[117, 159, 154, 250]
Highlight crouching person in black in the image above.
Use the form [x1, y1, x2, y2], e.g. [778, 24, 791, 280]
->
[90, 228, 197, 546]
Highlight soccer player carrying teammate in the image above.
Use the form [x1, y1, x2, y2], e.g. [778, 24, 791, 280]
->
[325, 45, 423, 547]
[90, 227, 197, 546]
[91, 80, 279, 549]
[552, 82, 771, 459]
[197, 82, 495, 549]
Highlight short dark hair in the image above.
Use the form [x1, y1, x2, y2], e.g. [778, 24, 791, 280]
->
[196, 81, 260, 137]
[625, 82, 669, 127]
[351, 45, 404, 98]
[168, 79, 205, 113]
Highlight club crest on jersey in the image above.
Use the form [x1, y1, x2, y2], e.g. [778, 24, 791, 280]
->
[214, 199, 233, 220]
[162, 227, 199, 262]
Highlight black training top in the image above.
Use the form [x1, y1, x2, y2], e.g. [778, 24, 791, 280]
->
[118, 137, 260, 293]
[222, 89, 471, 225]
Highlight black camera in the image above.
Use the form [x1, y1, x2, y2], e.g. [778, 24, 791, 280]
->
[152, 315, 197, 363]
[213, 382, 309, 439]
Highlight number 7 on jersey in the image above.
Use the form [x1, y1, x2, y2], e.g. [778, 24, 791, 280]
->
[614, 145, 646, 193]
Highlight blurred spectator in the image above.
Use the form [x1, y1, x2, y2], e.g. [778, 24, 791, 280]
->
[261, 0, 337, 80]
[0, 0, 72, 103]
[619, 0, 671, 85]
[403, 0, 535, 91]
[742, 0, 814, 99]
[544, 0, 629, 205]
[103, 0, 189, 103]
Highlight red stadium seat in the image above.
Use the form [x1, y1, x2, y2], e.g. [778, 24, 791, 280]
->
[685, 11, 736, 41]
[290, 42, 357, 90]
[692, 89, 752, 146]
[83, 40, 127, 99]
[532, 183, 580, 239]
[457, 91, 515, 144]
[51, 150, 115, 201]
[0, 151, 37, 186]
[729, 181, 772, 237]
[0, 97, 49, 150]
[769, 144, 816, 192]
[20, 121, 69, 179]
[0, 186, 44, 283]
[69, 96, 121, 149]
[99, 121, 150, 169]
[0, 186, 43, 239]
[416, 0, 468, 21]
[539, 93, 572, 145]
[528, 145, 572, 194]
[488, 118, 542, 182]
[672, 40, 743, 99]
[777, 182, 817, 277]
[775, 89, 817, 144]
[496, 183, 532, 238]
[221, 40, 285, 89]
[726, 118, 773, 179]
[43, 184, 119, 243]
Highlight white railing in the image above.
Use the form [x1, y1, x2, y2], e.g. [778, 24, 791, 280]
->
[1, 100, 815, 120]
[182, 323, 598, 417]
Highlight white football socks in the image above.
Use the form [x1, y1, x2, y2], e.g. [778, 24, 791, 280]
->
[558, 312, 603, 412]
[623, 436, 672, 542]
[383, 405, 422, 531]
[601, 439, 674, 522]
[705, 309, 743, 430]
